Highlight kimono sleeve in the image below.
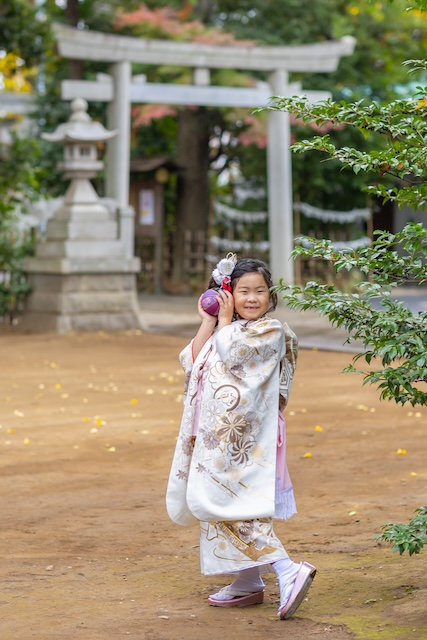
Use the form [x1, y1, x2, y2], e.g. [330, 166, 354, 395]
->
[279, 323, 298, 408]
[178, 341, 194, 398]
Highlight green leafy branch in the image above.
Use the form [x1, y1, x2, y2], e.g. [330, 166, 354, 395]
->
[275, 223, 427, 407]
[374, 507, 427, 555]
[265, 76, 427, 206]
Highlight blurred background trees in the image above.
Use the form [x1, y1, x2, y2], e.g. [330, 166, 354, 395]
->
[2, 0, 427, 292]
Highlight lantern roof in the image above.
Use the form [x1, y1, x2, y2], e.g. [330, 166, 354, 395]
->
[42, 98, 116, 143]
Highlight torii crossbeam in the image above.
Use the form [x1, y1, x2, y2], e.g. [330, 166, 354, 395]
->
[54, 23, 355, 284]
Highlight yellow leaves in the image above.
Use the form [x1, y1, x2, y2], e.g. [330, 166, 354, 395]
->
[314, 425, 324, 432]
[54, 384, 62, 390]
[397, 448, 407, 455]
[356, 404, 376, 413]
[0, 53, 35, 94]
[348, 511, 357, 517]
[413, 98, 427, 110]
[302, 452, 313, 459]
[23, 438, 30, 446]
[130, 399, 138, 405]
[83, 415, 106, 426]
[13, 410, 24, 417]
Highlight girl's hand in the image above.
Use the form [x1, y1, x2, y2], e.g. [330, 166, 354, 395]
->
[217, 289, 234, 329]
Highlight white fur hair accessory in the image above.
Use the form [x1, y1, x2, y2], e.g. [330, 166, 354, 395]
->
[211, 253, 237, 291]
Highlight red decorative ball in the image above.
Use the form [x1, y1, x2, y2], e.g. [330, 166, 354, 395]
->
[201, 289, 220, 316]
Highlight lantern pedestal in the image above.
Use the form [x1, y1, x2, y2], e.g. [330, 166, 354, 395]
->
[21, 98, 143, 333]
[21, 202, 143, 333]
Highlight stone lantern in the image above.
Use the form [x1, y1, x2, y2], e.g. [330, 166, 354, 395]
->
[22, 98, 142, 333]
[43, 98, 115, 219]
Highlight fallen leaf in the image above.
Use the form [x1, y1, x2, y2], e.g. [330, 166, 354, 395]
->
[397, 449, 407, 455]
[302, 452, 313, 459]
[314, 425, 324, 432]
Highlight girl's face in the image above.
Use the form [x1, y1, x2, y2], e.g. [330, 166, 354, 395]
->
[232, 272, 270, 321]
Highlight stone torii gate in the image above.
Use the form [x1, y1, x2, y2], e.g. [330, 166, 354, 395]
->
[55, 24, 355, 284]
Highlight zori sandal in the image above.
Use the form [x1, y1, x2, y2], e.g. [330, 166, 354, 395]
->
[208, 587, 264, 607]
[278, 561, 316, 620]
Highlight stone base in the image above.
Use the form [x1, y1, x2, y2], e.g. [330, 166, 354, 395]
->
[19, 272, 146, 333]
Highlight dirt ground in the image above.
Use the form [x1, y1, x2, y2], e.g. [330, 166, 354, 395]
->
[0, 329, 425, 640]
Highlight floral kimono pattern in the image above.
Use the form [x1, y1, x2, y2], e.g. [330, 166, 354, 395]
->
[166, 317, 297, 527]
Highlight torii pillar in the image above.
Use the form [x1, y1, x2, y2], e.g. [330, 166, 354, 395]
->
[54, 24, 355, 285]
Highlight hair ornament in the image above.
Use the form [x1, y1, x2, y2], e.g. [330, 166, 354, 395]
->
[211, 252, 237, 292]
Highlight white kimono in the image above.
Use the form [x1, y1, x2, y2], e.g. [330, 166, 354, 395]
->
[166, 317, 298, 529]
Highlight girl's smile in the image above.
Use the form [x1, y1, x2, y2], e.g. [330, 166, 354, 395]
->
[232, 272, 270, 321]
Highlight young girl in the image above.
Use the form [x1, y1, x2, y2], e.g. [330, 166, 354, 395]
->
[166, 255, 316, 619]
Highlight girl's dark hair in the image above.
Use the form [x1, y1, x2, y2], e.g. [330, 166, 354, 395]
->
[207, 258, 278, 313]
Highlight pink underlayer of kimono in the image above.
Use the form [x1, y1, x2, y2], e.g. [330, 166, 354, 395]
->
[192, 366, 296, 521]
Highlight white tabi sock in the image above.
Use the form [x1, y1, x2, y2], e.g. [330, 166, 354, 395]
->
[210, 566, 265, 601]
[272, 558, 301, 607]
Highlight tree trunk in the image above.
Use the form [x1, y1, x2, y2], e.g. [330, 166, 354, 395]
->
[65, 0, 84, 79]
[193, 0, 216, 23]
[171, 107, 211, 287]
